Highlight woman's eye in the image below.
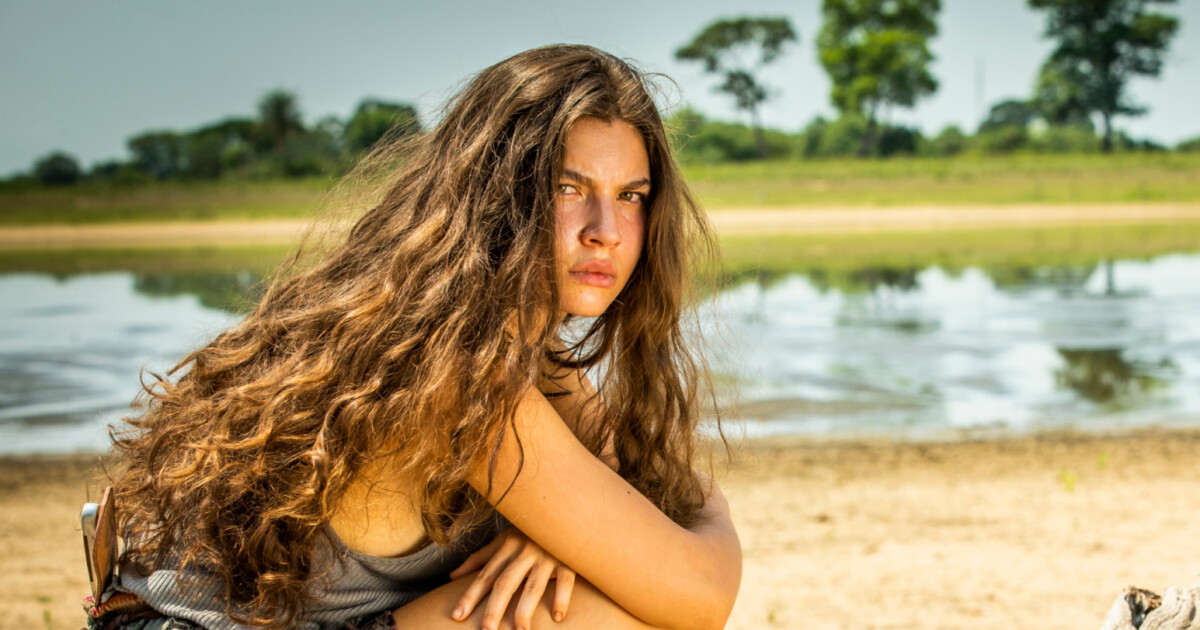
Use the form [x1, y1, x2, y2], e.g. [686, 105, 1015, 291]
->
[557, 184, 580, 196]
[619, 191, 646, 204]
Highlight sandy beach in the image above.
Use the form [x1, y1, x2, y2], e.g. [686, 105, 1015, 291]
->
[4, 429, 1199, 630]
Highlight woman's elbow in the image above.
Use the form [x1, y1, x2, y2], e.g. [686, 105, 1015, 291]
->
[670, 548, 742, 630]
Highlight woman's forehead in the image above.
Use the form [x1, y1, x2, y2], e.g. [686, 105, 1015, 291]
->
[559, 118, 650, 184]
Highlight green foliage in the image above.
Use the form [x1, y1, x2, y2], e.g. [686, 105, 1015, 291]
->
[1177, 136, 1200, 153]
[972, 127, 1028, 154]
[257, 89, 305, 153]
[1033, 60, 1094, 128]
[927, 125, 966, 156]
[32, 151, 82, 186]
[1028, 0, 1180, 152]
[676, 17, 797, 157]
[877, 125, 920, 157]
[42, 90, 426, 188]
[345, 99, 420, 153]
[978, 99, 1040, 134]
[128, 131, 187, 179]
[802, 115, 923, 158]
[666, 108, 793, 163]
[1029, 125, 1100, 154]
[817, 115, 868, 157]
[817, 0, 940, 156]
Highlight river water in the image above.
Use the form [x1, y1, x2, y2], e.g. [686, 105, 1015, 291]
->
[2, 254, 1199, 453]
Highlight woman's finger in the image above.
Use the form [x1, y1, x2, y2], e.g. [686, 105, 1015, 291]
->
[512, 560, 556, 630]
[552, 567, 576, 623]
[480, 554, 536, 630]
[452, 535, 521, 621]
[450, 535, 503, 580]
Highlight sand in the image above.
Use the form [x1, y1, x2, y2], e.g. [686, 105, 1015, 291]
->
[3, 203, 1200, 249]
[4, 429, 1199, 630]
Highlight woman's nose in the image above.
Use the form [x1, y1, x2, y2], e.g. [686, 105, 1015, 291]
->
[580, 197, 622, 247]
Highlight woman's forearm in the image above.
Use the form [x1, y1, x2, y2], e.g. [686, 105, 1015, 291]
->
[469, 388, 742, 630]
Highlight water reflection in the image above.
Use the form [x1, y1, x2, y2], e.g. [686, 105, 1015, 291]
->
[1055, 348, 1174, 404]
[2, 253, 1200, 452]
[0, 273, 237, 453]
[714, 254, 1200, 439]
[134, 270, 264, 312]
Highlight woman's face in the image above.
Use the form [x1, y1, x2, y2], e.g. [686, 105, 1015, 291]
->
[554, 117, 649, 319]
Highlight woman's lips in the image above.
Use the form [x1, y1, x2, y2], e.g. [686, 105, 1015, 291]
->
[569, 270, 617, 288]
[569, 260, 617, 288]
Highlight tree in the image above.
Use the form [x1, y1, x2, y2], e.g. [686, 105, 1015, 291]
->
[128, 131, 187, 179]
[345, 99, 419, 154]
[817, 0, 941, 156]
[675, 17, 797, 157]
[257, 89, 305, 154]
[33, 151, 81, 186]
[978, 99, 1041, 133]
[1028, 0, 1179, 152]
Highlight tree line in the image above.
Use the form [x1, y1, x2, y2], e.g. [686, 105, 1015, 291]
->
[14, 92, 419, 188]
[672, 0, 1189, 161]
[11, 0, 1197, 188]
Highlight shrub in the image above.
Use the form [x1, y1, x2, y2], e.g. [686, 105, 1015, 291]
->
[33, 151, 82, 186]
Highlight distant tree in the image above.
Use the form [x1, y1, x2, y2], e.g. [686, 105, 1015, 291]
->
[675, 17, 798, 157]
[817, 0, 941, 157]
[128, 131, 187, 179]
[1032, 61, 1094, 128]
[1028, 0, 1179, 152]
[929, 125, 966, 156]
[345, 100, 419, 154]
[185, 118, 257, 179]
[978, 99, 1041, 133]
[1177, 135, 1200, 153]
[258, 89, 305, 153]
[33, 151, 81, 186]
[799, 116, 830, 158]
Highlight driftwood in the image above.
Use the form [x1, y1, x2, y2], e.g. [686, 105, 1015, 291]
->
[1101, 580, 1200, 630]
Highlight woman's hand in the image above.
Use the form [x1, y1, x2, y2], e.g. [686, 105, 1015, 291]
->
[449, 528, 577, 630]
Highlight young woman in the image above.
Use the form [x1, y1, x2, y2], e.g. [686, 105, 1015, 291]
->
[101, 44, 741, 630]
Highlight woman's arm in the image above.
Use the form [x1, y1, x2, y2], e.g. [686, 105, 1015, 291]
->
[466, 387, 742, 630]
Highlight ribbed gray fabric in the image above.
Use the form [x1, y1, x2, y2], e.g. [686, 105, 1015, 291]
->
[117, 518, 501, 630]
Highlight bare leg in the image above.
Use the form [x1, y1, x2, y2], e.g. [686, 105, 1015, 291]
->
[392, 572, 660, 630]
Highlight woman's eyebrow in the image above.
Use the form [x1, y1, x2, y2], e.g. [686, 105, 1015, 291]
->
[561, 168, 651, 190]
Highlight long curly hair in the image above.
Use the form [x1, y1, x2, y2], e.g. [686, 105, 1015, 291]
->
[110, 44, 718, 628]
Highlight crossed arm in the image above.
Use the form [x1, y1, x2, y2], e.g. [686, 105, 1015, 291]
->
[456, 369, 742, 630]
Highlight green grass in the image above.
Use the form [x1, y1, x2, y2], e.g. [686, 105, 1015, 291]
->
[0, 179, 331, 225]
[683, 152, 1200, 208]
[2, 153, 1198, 226]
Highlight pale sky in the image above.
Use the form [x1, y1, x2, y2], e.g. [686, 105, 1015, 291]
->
[2, 0, 1198, 176]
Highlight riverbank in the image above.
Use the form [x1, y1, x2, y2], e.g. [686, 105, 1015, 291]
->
[3, 203, 1200, 250]
[4, 428, 1198, 630]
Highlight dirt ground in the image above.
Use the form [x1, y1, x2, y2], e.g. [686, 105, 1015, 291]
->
[3, 203, 1200, 249]
[4, 429, 1198, 630]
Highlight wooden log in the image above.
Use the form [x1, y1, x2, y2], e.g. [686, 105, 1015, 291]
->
[1101, 580, 1200, 630]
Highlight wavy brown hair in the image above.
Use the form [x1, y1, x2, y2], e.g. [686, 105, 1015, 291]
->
[110, 44, 718, 628]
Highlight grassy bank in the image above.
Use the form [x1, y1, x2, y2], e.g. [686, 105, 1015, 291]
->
[2, 153, 1199, 225]
[718, 220, 1200, 279]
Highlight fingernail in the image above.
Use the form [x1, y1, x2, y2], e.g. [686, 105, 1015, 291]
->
[452, 607, 464, 620]
[554, 611, 564, 622]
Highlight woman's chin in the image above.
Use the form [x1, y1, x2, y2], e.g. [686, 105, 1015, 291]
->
[559, 297, 613, 319]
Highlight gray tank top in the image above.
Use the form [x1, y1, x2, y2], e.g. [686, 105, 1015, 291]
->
[117, 517, 502, 630]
